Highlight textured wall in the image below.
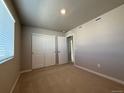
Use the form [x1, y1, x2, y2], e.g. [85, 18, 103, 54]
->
[0, 0, 21, 93]
[68, 4, 124, 81]
[21, 26, 64, 71]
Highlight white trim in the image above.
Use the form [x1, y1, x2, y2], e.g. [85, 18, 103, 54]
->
[0, 0, 15, 23]
[10, 69, 32, 93]
[20, 69, 32, 74]
[10, 73, 20, 93]
[66, 34, 76, 64]
[32, 33, 55, 37]
[0, 56, 14, 64]
[66, 33, 74, 38]
[74, 64, 124, 85]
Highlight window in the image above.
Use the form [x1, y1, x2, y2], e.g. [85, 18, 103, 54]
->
[0, 0, 15, 64]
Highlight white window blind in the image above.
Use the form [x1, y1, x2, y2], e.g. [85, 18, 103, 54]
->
[0, 0, 15, 64]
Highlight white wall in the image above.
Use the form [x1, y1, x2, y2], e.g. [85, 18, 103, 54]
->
[66, 4, 124, 81]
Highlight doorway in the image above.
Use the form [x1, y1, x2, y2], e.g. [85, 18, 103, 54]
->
[67, 36, 74, 63]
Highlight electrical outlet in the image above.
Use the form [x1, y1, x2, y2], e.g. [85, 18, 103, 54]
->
[97, 64, 101, 68]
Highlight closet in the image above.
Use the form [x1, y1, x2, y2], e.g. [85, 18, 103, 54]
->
[32, 34, 56, 69]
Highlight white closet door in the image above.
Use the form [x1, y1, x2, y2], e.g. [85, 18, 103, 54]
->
[44, 35, 56, 66]
[32, 34, 45, 69]
[58, 36, 68, 64]
[32, 34, 56, 69]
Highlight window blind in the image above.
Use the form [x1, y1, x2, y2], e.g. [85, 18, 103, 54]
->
[0, 0, 15, 63]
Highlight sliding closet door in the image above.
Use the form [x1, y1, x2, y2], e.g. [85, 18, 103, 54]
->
[58, 36, 68, 64]
[32, 34, 56, 69]
[44, 35, 56, 66]
[32, 34, 45, 69]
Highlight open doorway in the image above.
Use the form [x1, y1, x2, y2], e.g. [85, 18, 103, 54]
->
[67, 36, 74, 63]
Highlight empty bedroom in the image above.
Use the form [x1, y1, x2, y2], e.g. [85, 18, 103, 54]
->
[0, 0, 124, 93]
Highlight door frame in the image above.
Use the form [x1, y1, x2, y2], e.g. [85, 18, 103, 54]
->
[67, 36, 74, 63]
[66, 34, 75, 64]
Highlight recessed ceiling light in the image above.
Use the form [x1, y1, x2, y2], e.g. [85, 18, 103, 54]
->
[60, 9, 66, 15]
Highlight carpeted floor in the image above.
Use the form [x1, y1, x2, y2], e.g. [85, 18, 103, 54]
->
[13, 64, 124, 93]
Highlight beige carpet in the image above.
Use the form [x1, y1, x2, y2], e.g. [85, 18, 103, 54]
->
[13, 64, 124, 93]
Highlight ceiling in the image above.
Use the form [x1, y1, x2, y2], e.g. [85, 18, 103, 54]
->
[13, 0, 124, 31]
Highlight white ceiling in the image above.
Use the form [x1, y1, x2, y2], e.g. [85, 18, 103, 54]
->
[13, 0, 124, 31]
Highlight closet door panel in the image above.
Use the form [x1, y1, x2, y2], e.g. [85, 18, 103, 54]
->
[45, 35, 56, 66]
[32, 34, 56, 69]
[32, 35, 45, 69]
[58, 36, 68, 64]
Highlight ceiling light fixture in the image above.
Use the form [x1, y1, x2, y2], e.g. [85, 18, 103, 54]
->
[60, 9, 66, 15]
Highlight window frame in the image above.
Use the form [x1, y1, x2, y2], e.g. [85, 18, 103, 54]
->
[0, 0, 15, 64]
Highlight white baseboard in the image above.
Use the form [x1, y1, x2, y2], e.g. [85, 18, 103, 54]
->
[10, 69, 32, 93]
[74, 64, 124, 85]
[20, 69, 32, 74]
[10, 73, 20, 93]
[9, 69, 32, 93]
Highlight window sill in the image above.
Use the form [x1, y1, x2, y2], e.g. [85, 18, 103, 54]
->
[0, 56, 14, 64]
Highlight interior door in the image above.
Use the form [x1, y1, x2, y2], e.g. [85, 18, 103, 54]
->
[32, 34, 45, 69]
[58, 36, 68, 64]
[32, 34, 56, 69]
[44, 35, 56, 67]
